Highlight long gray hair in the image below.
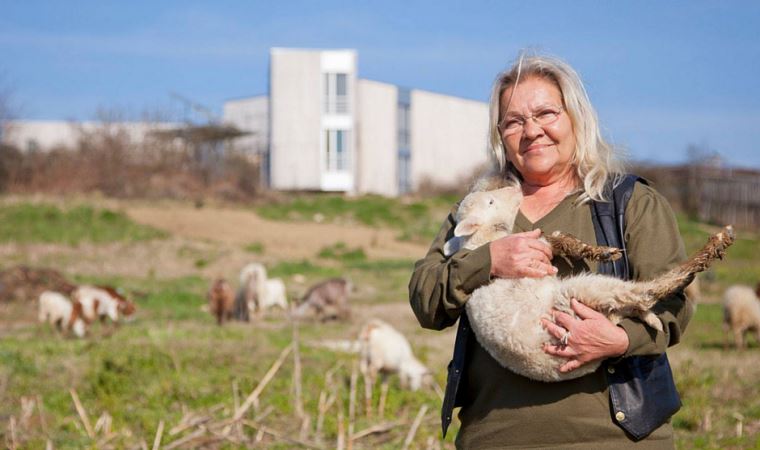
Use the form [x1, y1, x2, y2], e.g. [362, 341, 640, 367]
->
[487, 53, 626, 201]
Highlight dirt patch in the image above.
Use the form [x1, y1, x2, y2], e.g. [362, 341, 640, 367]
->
[125, 204, 429, 261]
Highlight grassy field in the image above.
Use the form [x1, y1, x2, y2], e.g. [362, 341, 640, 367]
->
[1, 198, 759, 449]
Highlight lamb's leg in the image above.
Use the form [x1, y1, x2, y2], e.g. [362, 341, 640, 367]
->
[377, 377, 389, 418]
[546, 231, 623, 262]
[735, 328, 745, 349]
[643, 226, 735, 305]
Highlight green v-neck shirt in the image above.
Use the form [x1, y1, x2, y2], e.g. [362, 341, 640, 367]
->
[410, 182, 690, 449]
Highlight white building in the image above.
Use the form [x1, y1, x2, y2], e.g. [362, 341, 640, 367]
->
[3, 47, 491, 197]
[224, 48, 490, 196]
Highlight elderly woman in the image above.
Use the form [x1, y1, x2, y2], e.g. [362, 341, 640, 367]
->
[409, 54, 690, 448]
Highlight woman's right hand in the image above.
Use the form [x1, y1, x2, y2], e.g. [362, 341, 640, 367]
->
[489, 228, 556, 279]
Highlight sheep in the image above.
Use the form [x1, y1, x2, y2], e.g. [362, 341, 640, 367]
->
[292, 278, 352, 321]
[38, 291, 86, 337]
[722, 283, 760, 349]
[208, 278, 235, 325]
[445, 185, 734, 382]
[359, 319, 431, 391]
[238, 263, 289, 317]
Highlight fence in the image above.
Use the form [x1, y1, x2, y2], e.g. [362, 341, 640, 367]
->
[635, 164, 760, 230]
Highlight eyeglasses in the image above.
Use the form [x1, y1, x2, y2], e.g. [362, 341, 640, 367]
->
[498, 105, 565, 136]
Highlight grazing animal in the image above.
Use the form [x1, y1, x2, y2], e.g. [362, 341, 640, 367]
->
[38, 291, 86, 337]
[237, 263, 289, 317]
[208, 278, 235, 325]
[723, 283, 760, 349]
[359, 319, 431, 391]
[292, 278, 352, 321]
[446, 185, 734, 382]
[72, 285, 136, 327]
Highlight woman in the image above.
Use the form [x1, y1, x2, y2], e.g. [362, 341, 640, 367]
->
[409, 54, 691, 448]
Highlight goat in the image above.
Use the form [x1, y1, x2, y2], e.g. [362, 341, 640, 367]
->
[38, 291, 86, 337]
[445, 185, 734, 382]
[359, 319, 431, 391]
[292, 278, 352, 321]
[208, 278, 235, 325]
[72, 285, 121, 324]
[238, 263, 289, 317]
[723, 283, 760, 348]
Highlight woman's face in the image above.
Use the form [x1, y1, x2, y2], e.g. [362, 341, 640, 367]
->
[499, 76, 576, 186]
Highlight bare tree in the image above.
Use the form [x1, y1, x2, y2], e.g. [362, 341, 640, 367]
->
[0, 72, 16, 142]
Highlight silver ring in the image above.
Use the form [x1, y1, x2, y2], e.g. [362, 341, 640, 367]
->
[560, 331, 571, 346]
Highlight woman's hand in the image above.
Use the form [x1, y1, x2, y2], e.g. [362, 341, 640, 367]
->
[541, 298, 629, 373]
[489, 228, 556, 279]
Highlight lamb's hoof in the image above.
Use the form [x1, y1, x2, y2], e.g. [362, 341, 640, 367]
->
[603, 247, 624, 261]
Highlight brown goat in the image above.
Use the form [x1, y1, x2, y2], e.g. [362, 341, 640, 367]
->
[208, 278, 235, 325]
[292, 278, 352, 321]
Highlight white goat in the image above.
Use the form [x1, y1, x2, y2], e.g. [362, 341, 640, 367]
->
[723, 283, 760, 349]
[38, 291, 86, 337]
[239, 263, 288, 315]
[446, 185, 734, 382]
[359, 319, 431, 391]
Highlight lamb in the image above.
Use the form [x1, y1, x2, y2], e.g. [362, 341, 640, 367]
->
[238, 263, 289, 317]
[359, 319, 431, 391]
[208, 278, 235, 325]
[445, 185, 734, 382]
[292, 277, 352, 321]
[722, 283, 760, 349]
[38, 291, 86, 337]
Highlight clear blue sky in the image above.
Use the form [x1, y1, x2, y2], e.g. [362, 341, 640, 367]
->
[2, 1, 759, 167]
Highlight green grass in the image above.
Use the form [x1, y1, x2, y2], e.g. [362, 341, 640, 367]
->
[0, 203, 166, 245]
[244, 241, 266, 255]
[0, 270, 443, 449]
[317, 241, 367, 263]
[1, 197, 759, 448]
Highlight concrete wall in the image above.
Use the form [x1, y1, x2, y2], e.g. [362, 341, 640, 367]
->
[269, 48, 323, 190]
[2, 120, 178, 152]
[223, 96, 269, 157]
[409, 90, 490, 191]
[356, 79, 398, 196]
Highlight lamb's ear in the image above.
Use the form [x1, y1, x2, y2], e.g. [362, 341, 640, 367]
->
[454, 217, 480, 237]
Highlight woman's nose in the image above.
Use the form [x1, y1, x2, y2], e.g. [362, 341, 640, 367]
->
[522, 118, 544, 139]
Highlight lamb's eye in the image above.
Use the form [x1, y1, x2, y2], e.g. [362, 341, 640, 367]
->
[489, 199, 494, 205]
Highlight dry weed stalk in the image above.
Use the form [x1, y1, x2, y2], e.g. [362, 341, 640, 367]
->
[348, 360, 358, 450]
[151, 420, 164, 450]
[402, 404, 429, 450]
[233, 343, 294, 421]
[293, 321, 304, 418]
[241, 420, 325, 449]
[350, 420, 404, 442]
[69, 389, 94, 439]
[363, 370, 373, 419]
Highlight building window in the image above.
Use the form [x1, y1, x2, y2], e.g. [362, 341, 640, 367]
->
[324, 73, 349, 114]
[397, 88, 411, 194]
[325, 129, 351, 171]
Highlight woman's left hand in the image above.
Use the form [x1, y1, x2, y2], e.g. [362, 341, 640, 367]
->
[541, 298, 629, 373]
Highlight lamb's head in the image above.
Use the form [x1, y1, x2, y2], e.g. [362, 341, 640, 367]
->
[444, 186, 523, 256]
[399, 358, 432, 392]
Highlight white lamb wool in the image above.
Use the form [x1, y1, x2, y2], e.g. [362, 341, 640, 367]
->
[447, 184, 733, 382]
[723, 284, 760, 348]
[359, 319, 431, 391]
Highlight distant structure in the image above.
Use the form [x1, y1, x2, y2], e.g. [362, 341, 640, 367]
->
[224, 48, 490, 196]
[2, 48, 491, 197]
